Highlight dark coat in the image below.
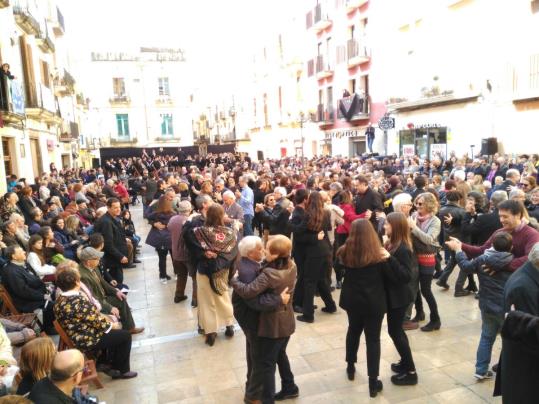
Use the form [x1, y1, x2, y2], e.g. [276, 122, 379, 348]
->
[1, 262, 46, 312]
[93, 213, 128, 268]
[354, 187, 383, 227]
[385, 244, 414, 309]
[145, 211, 174, 249]
[102, 184, 118, 199]
[460, 209, 502, 246]
[456, 249, 512, 315]
[28, 377, 75, 404]
[231, 261, 297, 339]
[339, 261, 389, 316]
[258, 198, 291, 237]
[17, 196, 36, 224]
[438, 202, 465, 240]
[496, 311, 539, 404]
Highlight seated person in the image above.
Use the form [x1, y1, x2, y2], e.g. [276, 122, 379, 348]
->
[0, 246, 55, 334]
[28, 349, 97, 404]
[0, 318, 36, 346]
[53, 267, 137, 379]
[87, 233, 129, 292]
[16, 337, 56, 396]
[78, 247, 142, 334]
[27, 208, 44, 236]
[37, 226, 65, 265]
[51, 217, 78, 260]
[26, 235, 56, 279]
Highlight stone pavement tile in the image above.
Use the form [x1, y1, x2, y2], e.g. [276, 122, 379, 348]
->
[292, 371, 330, 397]
[375, 381, 428, 403]
[321, 331, 346, 349]
[468, 381, 502, 403]
[196, 369, 240, 396]
[417, 368, 464, 395]
[303, 348, 346, 372]
[431, 387, 487, 404]
[286, 335, 334, 356]
[155, 377, 201, 403]
[439, 361, 479, 387]
[113, 385, 159, 404]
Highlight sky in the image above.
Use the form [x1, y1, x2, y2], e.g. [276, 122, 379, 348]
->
[58, 0, 294, 100]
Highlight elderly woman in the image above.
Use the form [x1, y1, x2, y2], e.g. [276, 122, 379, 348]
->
[53, 264, 137, 379]
[232, 236, 290, 402]
[409, 192, 442, 332]
[232, 235, 298, 403]
[185, 204, 238, 346]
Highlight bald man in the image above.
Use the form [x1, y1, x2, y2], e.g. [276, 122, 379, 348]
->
[29, 349, 84, 404]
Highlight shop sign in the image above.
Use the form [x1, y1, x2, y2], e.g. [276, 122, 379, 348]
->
[402, 144, 415, 157]
[412, 123, 442, 129]
[325, 129, 363, 139]
[430, 143, 447, 159]
[378, 116, 395, 130]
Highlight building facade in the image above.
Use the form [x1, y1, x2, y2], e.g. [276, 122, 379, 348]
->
[0, 0, 84, 193]
[84, 48, 193, 154]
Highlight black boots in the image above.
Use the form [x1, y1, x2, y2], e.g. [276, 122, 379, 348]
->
[420, 319, 441, 332]
[346, 363, 355, 381]
[369, 378, 383, 398]
[411, 311, 425, 322]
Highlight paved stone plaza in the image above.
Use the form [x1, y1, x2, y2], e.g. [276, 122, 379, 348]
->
[94, 205, 502, 404]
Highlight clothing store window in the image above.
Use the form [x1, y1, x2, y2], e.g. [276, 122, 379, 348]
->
[399, 127, 448, 159]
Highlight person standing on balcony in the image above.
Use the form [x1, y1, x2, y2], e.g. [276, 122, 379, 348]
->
[0, 63, 15, 111]
[366, 123, 375, 154]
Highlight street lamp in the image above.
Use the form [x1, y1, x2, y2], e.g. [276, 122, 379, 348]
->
[298, 111, 308, 159]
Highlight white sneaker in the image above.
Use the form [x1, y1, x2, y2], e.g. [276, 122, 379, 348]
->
[474, 370, 493, 380]
[160, 278, 168, 285]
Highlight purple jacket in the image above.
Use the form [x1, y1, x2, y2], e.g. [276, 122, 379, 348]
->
[145, 211, 174, 249]
[167, 214, 189, 261]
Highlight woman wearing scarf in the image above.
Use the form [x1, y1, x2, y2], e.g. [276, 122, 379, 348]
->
[409, 192, 442, 332]
[188, 204, 238, 346]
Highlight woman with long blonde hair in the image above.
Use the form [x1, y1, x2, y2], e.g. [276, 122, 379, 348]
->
[16, 337, 56, 395]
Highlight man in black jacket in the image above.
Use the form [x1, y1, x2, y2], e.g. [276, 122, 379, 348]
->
[1, 245, 55, 333]
[93, 198, 132, 284]
[461, 190, 506, 246]
[256, 187, 292, 237]
[354, 175, 383, 227]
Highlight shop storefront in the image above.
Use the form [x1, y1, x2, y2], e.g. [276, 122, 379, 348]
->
[325, 127, 367, 157]
[398, 124, 448, 159]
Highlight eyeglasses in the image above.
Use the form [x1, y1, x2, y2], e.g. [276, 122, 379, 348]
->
[415, 202, 424, 207]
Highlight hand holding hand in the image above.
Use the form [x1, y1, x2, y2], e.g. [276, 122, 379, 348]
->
[445, 236, 462, 251]
[280, 287, 290, 305]
[380, 247, 390, 260]
[365, 209, 372, 220]
[235, 190, 242, 199]
[205, 250, 217, 259]
[111, 307, 120, 318]
[120, 256, 129, 264]
[116, 291, 126, 301]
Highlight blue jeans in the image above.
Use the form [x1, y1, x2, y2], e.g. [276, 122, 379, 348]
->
[476, 311, 504, 374]
[243, 215, 254, 236]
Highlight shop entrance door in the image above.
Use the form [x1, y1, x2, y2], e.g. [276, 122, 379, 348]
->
[29, 138, 43, 177]
[415, 133, 429, 159]
[351, 139, 366, 157]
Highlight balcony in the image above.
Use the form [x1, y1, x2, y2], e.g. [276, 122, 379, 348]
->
[52, 6, 65, 36]
[0, 0, 10, 9]
[316, 55, 334, 80]
[36, 28, 55, 53]
[0, 78, 25, 123]
[313, 3, 332, 33]
[154, 135, 180, 142]
[26, 84, 61, 124]
[317, 104, 335, 125]
[59, 121, 79, 142]
[337, 93, 369, 121]
[346, 0, 369, 13]
[54, 69, 76, 96]
[12, 1, 40, 35]
[110, 137, 137, 145]
[347, 38, 370, 68]
[109, 95, 131, 105]
[155, 96, 173, 105]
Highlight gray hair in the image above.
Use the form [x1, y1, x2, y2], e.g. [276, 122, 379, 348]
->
[528, 242, 539, 268]
[222, 190, 235, 200]
[195, 194, 213, 210]
[274, 187, 286, 197]
[453, 170, 466, 182]
[392, 193, 412, 213]
[509, 189, 525, 200]
[482, 180, 492, 189]
[490, 190, 508, 208]
[106, 179, 115, 186]
[506, 169, 520, 179]
[214, 178, 225, 186]
[238, 236, 262, 257]
[329, 182, 343, 192]
[95, 207, 107, 218]
[9, 213, 24, 223]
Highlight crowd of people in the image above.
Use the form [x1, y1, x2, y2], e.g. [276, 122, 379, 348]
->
[0, 150, 538, 403]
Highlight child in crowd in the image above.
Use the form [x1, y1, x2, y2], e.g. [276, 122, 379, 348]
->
[446, 232, 513, 380]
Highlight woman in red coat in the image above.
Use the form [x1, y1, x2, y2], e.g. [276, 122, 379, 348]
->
[114, 180, 130, 210]
[334, 190, 371, 288]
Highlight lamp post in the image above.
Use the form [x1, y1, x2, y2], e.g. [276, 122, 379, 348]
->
[298, 111, 308, 159]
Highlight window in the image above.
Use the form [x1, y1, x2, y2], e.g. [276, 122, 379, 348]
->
[116, 114, 129, 137]
[263, 93, 269, 127]
[158, 77, 170, 96]
[113, 78, 125, 97]
[40, 60, 51, 88]
[160, 114, 174, 136]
